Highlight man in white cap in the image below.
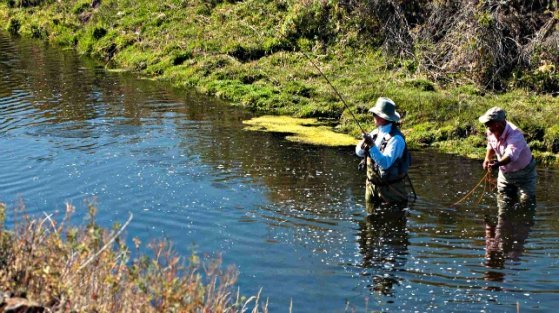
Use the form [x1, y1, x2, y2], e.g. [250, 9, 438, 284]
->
[356, 97, 410, 205]
[479, 106, 537, 202]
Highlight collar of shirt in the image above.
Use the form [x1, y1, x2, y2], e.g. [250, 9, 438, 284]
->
[498, 122, 512, 142]
[487, 122, 511, 145]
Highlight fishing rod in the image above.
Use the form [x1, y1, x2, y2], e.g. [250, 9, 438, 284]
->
[295, 42, 418, 201]
[297, 51, 367, 134]
[267, 28, 366, 133]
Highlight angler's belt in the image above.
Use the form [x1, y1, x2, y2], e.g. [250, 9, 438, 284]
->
[367, 174, 406, 186]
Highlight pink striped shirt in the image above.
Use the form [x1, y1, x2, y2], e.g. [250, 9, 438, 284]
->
[486, 122, 533, 173]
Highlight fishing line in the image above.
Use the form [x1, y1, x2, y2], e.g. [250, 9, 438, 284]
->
[451, 170, 492, 207]
[475, 176, 488, 205]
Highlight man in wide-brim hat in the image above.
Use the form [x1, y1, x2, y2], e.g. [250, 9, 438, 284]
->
[479, 106, 537, 203]
[356, 97, 411, 207]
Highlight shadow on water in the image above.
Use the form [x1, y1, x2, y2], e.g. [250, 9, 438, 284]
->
[2, 31, 559, 312]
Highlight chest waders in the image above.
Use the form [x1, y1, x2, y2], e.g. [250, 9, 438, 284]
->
[365, 127, 410, 205]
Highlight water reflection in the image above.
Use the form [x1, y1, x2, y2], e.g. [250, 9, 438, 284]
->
[357, 203, 408, 296]
[3, 31, 559, 312]
[484, 197, 536, 282]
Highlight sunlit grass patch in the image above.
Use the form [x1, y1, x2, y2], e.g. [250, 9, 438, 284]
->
[433, 137, 487, 160]
[243, 115, 357, 147]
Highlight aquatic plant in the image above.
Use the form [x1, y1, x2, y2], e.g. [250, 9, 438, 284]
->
[243, 115, 357, 147]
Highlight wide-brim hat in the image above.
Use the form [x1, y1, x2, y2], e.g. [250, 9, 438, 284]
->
[479, 106, 506, 124]
[368, 97, 400, 122]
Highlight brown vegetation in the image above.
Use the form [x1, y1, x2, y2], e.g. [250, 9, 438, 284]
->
[0, 203, 268, 312]
[340, 0, 558, 93]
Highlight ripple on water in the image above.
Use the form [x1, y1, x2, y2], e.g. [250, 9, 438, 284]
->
[2, 32, 559, 312]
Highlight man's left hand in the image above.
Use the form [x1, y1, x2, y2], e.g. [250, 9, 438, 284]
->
[362, 133, 374, 146]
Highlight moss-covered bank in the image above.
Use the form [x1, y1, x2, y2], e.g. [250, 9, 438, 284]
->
[1, 0, 558, 164]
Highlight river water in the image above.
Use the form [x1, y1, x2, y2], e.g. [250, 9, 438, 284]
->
[1, 33, 559, 312]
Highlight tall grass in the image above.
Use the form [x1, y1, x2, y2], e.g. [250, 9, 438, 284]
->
[0, 202, 268, 312]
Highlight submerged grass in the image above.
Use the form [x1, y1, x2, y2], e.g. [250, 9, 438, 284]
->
[0, 202, 269, 312]
[0, 0, 558, 165]
[243, 115, 357, 147]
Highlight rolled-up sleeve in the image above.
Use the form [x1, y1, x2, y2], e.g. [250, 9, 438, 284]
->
[355, 140, 366, 157]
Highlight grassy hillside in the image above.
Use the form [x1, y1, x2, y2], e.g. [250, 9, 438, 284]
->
[1, 0, 558, 163]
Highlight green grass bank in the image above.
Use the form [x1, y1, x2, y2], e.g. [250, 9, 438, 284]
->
[1, 0, 558, 164]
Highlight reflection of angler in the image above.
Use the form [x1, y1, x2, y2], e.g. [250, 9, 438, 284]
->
[484, 200, 536, 272]
[357, 209, 409, 295]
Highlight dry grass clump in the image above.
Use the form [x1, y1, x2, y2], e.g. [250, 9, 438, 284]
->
[416, 0, 558, 91]
[0, 202, 268, 312]
[327, 1, 558, 92]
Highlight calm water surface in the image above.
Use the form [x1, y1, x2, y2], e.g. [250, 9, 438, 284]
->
[1, 33, 559, 312]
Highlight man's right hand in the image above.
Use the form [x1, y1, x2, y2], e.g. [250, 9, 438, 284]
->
[483, 159, 500, 171]
[489, 160, 500, 170]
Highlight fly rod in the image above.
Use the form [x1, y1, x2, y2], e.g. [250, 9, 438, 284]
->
[270, 28, 366, 133]
[298, 51, 367, 134]
[299, 49, 418, 201]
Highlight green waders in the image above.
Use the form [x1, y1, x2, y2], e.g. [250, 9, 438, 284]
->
[365, 156, 408, 205]
[497, 158, 537, 203]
